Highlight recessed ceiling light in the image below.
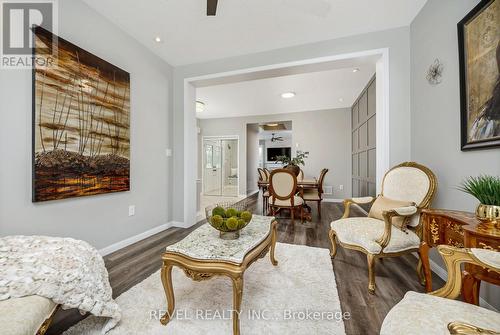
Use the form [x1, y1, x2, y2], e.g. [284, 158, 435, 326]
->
[338, 98, 344, 102]
[267, 123, 279, 127]
[154, 36, 162, 43]
[196, 101, 205, 113]
[352, 68, 360, 73]
[281, 92, 296, 99]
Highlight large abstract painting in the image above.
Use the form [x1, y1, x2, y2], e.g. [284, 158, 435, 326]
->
[458, 0, 500, 150]
[33, 27, 130, 202]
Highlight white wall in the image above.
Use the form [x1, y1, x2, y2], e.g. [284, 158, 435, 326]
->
[199, 108, 352, 199]
[173, 27, 411, 223]
[0, 0, 173, 250]
[246, 124, 260, 194]
[410, 0, 500, 308]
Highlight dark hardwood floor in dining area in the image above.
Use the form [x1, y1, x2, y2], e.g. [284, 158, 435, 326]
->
[48, 192, 444, 335]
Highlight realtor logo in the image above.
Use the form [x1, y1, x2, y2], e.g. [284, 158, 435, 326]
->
[1, 0, 58, 69]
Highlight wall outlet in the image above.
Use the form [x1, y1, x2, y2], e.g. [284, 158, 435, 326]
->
[128, 205, 135, 216]
[324, 186, 333, 195]
[165, 148, 172, 157]
[339, 185, 344, 191]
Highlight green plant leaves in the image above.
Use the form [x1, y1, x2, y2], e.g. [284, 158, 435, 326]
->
[458, 175, 500, 206]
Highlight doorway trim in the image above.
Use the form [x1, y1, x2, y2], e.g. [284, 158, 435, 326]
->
[201, 135, 240, 198]
[183, 48, 390, 227]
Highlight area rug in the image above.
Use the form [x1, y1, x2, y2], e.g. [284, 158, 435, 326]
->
[64, 243, 346, 335]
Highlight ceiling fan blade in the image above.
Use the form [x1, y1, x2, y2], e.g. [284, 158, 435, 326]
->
[207, 0, 218, 16]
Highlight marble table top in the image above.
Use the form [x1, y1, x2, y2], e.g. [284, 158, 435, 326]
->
[166, 215, 275, 263]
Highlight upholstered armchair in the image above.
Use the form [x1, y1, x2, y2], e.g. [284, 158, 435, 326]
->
[329, 162, 437, 294]
[380, 245, 500, 335]
[269, 169, 304, 223]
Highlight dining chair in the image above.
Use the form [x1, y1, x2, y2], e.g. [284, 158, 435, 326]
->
[302, 168, 329, 217]
[258, 168, 270, 214]
[263, 168, 271, 181]
[297, 169, 304, 182]
[269, 169, 304, 224]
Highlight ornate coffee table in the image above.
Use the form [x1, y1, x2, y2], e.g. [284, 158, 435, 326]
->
[160, 215, 278, 335]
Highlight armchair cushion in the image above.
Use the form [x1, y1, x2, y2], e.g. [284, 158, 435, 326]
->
[368, 196, 414, 230]
[351, 196, 375, 204]
[330, 217, 420, 254]
[0, 295, 57, 335]
[392, 206, 418, 216]
[471, 248, 500, 270]
[380, 291, 500, 335]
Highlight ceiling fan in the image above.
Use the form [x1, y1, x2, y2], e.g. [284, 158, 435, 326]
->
[207, 0, 218, 16]
[271, 133, 284, 142]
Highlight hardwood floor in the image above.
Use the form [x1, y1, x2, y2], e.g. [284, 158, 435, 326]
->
[47, 193, 444, 335]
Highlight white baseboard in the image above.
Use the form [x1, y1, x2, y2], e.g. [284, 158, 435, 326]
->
[246, 190, 259, 197]
[99, 222, 173, 256]
[196, 211, 205, 222]
[171, 221, 187, 228]
[413, 254, 498, 311]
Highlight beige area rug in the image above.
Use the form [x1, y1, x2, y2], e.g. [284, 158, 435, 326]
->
[64, 243, 346, 335]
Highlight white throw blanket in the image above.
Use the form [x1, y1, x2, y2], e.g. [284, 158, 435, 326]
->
[0, 236, 121, 333]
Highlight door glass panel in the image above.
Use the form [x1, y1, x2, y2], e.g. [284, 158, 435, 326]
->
[203, 140, 222, 196]
[221, 139, 238, 196]
[205, 145, 213, 168]
[213, 145, 221, 169]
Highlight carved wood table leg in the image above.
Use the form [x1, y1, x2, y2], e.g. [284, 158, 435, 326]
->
[231, 275, 244, 335]
[419, 241, 433, 292]
[160, 263, 175, 325]
[462, 270, 481, 305]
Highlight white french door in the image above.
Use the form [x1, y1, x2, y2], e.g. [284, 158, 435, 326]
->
[202, 137, 239, 197]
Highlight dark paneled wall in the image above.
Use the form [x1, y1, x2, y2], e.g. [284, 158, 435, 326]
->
[352, 75, 376, 197]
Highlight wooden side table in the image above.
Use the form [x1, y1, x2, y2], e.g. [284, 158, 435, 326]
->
[420, 209, 500, 305]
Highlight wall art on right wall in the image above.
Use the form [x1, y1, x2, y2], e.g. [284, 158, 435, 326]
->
[458, 0, 500, 150]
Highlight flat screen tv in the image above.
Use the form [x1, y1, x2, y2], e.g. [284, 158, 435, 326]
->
[267, 147, 291, 162]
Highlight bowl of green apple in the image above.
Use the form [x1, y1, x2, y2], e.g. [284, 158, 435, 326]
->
[205, 202, 253, 240]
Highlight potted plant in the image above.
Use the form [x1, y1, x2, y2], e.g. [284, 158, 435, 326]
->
[459, 175, 500, 227]
[276, 151, 309, 176]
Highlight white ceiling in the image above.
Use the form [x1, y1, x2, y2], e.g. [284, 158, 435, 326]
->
[82, 0, 427, 66]
[196, 56, 376, 119]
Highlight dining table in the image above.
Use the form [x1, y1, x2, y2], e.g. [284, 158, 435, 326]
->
[258, 178, 319, 221]
[257, 178, 319, 189]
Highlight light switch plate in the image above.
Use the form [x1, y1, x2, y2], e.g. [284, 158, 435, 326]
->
[165, 149, 172, 157]
[128, 205, 135, 216]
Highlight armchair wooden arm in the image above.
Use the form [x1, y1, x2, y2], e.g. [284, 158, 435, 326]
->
[342, 196, 375, 218]
[447, 321, 500, 335]
[431, 245, 500, 300]
[376, 205, 417, 249]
